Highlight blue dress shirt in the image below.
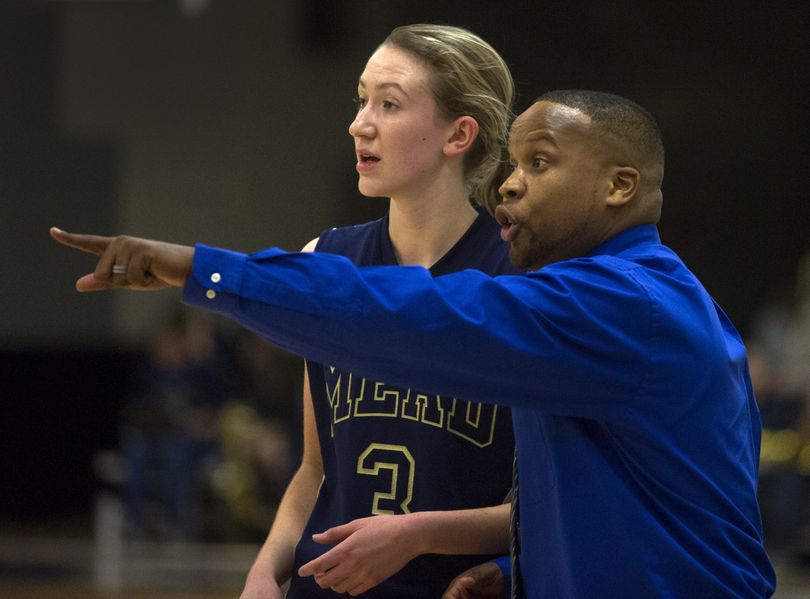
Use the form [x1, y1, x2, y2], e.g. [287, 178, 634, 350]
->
[184, 224, 775, 598]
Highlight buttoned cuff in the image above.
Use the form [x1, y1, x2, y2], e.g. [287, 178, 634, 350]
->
[182, 243, 248, 316]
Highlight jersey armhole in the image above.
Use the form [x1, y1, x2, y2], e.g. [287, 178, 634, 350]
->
[301, 237, 319, 253]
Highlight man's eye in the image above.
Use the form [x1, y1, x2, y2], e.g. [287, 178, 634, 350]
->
[532, 157, 545, 168]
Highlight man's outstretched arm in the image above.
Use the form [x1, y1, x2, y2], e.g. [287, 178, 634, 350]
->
[50, 227, 193, 291]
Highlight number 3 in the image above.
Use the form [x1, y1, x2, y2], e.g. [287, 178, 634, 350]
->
[357, 444, 415, 514]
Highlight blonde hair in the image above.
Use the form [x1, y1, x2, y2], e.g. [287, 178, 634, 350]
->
[383, 24, 514, 212]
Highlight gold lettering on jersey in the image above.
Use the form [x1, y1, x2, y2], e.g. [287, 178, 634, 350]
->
[401, 391, 447, 429]
[354, 382, 399, 417]
[324, 367, 497, 446]
[325, 369, 366, 437]
[446, 398, 499, 448]
[357, 443, 415, 514]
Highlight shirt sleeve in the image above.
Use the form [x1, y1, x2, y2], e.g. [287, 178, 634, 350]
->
[183, 243, 653, 418]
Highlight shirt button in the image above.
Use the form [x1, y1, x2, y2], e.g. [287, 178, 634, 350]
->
[210, 272, 221, 283]
[206, 289, 217, 300]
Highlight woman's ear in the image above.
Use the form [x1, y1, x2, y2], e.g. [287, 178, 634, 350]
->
[606, 165, 640, 207]
[444, 116, 479, 157]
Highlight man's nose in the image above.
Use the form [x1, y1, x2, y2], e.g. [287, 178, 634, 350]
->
[499, 172, 525, 201]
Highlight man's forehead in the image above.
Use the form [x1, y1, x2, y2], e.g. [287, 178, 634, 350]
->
[509, 101, 591, 145]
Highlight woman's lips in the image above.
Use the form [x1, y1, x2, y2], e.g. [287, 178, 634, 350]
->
[356, 151, 380, 172]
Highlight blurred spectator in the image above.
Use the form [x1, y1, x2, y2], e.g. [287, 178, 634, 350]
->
[120, 306, 227, 540]
[211, 329, 302, 540]
[794, 252, 810, 441]
[749, 249, 810, 550]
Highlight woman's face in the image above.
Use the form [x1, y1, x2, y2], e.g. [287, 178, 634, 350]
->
[349, 45, 453, 200]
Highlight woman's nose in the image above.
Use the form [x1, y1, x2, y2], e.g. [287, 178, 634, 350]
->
[349, 107, 374, 139]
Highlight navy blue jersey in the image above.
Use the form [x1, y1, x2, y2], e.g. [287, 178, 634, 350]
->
[287, 210, 519, 598]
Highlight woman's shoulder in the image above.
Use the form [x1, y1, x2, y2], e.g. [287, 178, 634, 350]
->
[315, 215, 388, 254]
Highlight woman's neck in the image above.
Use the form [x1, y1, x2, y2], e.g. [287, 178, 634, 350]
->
[387, 186, 479, 268]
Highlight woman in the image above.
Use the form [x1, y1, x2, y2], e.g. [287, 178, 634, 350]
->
[243, 24, 519, 599]
[53, 23, 518, 598]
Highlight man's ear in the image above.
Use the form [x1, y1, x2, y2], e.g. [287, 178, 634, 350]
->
[606, 165, 640, 207]
[444, 116, 479, 157]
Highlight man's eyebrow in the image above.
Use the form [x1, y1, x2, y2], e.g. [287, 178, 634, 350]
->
[523, 132, 558, 147]
[357, 78, 410, 97]
[507, 131, 558, 155]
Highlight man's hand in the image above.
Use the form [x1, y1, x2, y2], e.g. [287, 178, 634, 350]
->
[50, 227, 194, 291]
[297, 515, 421, 596]
[442, 561, 505, 599]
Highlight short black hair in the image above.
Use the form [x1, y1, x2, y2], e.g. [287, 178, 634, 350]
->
[536, 90, 664, 168]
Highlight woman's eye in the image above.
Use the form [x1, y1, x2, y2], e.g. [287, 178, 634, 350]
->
[354, 96, 367, 110]
[532, 157, 545, 169]
[507, 161, 517, 172]
[382, 100, 397, 110]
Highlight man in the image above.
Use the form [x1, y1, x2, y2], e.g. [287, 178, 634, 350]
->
[52, 90, 775, 597]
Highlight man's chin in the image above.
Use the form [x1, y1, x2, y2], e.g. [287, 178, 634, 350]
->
[510, 243, 552, 271]
[508, 245, 531, 270]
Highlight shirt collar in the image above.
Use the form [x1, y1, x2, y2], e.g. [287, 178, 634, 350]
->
[585, 224, 661, 259]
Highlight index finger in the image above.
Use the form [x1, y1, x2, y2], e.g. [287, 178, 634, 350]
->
[50, 227, 112, 256]
[298, 549, 338, 578]
[311, 520, 356, 544]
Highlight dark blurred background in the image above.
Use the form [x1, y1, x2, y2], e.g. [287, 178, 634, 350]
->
[1, 0, 808, 596]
